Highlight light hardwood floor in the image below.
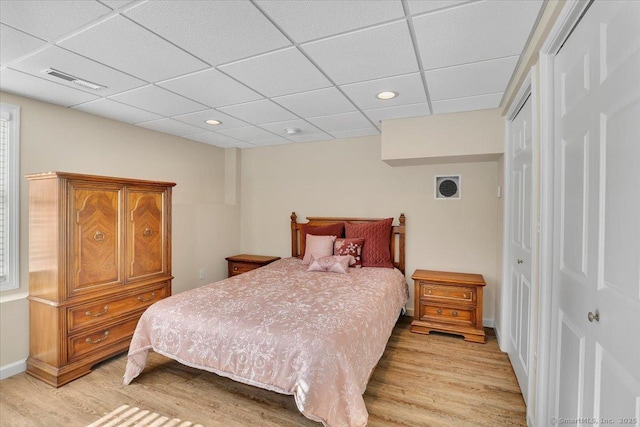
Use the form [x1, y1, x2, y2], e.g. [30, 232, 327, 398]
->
[0, 317, 525, 426]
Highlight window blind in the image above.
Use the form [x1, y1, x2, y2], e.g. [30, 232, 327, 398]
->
[0, 115, 8, 282]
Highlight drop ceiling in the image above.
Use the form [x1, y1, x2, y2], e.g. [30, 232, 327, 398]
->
[0, 0, 543, 149]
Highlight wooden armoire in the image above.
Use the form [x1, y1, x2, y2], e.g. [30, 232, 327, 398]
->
[26, 172, 176, 387]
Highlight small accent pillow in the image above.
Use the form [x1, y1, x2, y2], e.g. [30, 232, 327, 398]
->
[307, 255, 351, 274]
[299, 223, 345, 259]
[345, 218, 394, 268]
[334, 238, 365, 268]
[302, 234, 337, 264]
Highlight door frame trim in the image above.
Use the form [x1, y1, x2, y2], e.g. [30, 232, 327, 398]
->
[537, 0, 593, 425]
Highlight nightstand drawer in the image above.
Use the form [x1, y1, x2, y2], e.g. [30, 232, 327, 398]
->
[419, 304, 475, 326]
[420, 282, 475, 304]
[228, 261, 261, 276]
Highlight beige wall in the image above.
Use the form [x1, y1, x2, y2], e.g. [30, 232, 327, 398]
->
[240, 135, 502, 323]
[0, 91, 239, 369]
[381, 108, 505, 165]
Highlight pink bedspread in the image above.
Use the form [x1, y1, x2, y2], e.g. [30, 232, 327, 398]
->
[124, 257, 408, 427]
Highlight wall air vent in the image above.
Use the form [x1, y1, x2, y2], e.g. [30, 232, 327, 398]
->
[435, 175, 461, 199]
[42, 68, 106, 91]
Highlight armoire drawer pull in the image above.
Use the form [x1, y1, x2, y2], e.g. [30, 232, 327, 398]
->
[436, 308, 443, 314]
[93, 231, 105, 241]
[85, 330, 109, 344]
[143, 227, 153, 237]
[452, 311, 458, 317]
[85, 306, 109, 317]
[137, 292, 156, 303]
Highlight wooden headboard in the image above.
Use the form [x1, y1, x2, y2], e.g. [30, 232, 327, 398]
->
[290, 212, 406, 274]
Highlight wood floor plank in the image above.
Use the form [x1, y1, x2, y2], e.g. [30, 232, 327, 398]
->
[0, 317, 525, 426]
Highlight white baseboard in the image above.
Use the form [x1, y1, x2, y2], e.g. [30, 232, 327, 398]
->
[0, 358, 26, 380]
[482, 318, 495, 328]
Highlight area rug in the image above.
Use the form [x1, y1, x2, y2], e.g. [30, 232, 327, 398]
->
[87, 404, 203, 427]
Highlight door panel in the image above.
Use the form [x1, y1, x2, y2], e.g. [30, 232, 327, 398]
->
[68, 184, 123, 296]
[126, 188, 167, 282]
[550, 0, 640, 423]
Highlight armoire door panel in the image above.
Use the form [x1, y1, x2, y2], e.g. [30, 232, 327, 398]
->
[127, 189, 167, 281]
[69, 185, 123, 295]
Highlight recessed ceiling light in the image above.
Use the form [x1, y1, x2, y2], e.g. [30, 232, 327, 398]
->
[205, 119, 222, 125]
[376, 91, 398, 100]
[285, 128, 300, 135]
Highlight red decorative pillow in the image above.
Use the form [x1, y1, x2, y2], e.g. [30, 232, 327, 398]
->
[345, 218, 394, 268]
[299, 222, 345, 259]
[334, 238, 365, 268]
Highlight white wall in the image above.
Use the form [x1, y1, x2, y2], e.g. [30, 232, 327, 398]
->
[0, 91, 239, 372]
[240, 135, 502, 324]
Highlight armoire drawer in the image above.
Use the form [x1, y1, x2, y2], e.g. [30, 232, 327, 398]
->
[67, 317, 139, 362]
[68, 284, 168, 333]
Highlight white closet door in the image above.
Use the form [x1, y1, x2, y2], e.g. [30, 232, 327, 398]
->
[550, 1, 640, 423]
[507, 94, 534, 403]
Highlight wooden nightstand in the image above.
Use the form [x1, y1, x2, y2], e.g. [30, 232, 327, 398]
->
[410, 269, 486, 343]
[225, 254, 281, 278]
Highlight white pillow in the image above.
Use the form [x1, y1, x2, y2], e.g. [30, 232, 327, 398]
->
[307, 255, 351, 274]
[302, 234, 336, 264]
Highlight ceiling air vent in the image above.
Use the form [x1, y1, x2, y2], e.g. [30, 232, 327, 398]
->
[435, 175, 461, 199]
[42, 68, 105, 91]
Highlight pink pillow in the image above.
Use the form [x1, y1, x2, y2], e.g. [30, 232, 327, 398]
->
[344, 218, 394, 268]
[334, 238, 365, 268]
[307, 255, 351, 274]
[302, 234, 337, 264]
[299, 223, 345, 259]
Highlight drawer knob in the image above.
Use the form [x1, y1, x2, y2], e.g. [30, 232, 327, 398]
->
[93, 231, 105, 241]
[137, 292, 156, 303]
[427, 289, 432, 294]
[85, 330, 109, 344]
[85, 305, 109, 317]
[437, 308, 443, 314]
[143, 227, 153, 237]
[452, 311, 458, 317]
[233, 266, 238, 271]
[462, 294, 467, 299]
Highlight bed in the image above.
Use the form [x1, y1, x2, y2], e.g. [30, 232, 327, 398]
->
[124, 213, 408, 427]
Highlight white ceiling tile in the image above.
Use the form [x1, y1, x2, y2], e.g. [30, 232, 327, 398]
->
[426, 56, 519, 101]
[341, 73, 426, 110]
[256, 0, 404, 42]
[0, 0, 111, 41]
[59, 15, 208, 82]
[307, 111, 374, 133]
[72, 98, 162, 124]
[407, 1, 471, 15]
[413, 0, 543, 69]
[100, 1, 137, 10]
[158, 68, 262, 108]
[431, 92, 502, 114]
[330, 128, 380, 139]
[286, 133, 334, 143]
[259, 119, 324, 139]
[124, 1, 290, 66]
[302, 21, 419, 85]
[217, 126, 278, 142]
[10, 46, 146, 96]
[218, 99, 298, 125]
[183, 132, 242, 147]
[219, 47, 331, 97]
[0, 24, 47, 66]
[0, 68, 99, 107]
[273, 87, 356, 118]
[364, 102, 430, 125]
[173, 109, 248, 132]
[109, 85, 207, 116]
[250, 137, 293, 147]
[136, 118, 205, 137]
